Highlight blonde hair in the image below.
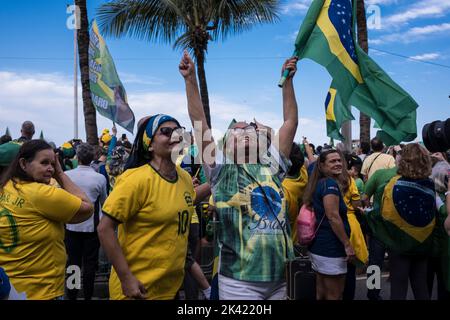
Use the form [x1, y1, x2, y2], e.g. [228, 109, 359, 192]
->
[397, 143, 432, 179]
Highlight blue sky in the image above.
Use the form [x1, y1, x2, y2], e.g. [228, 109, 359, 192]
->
[0, 0, 449, 146]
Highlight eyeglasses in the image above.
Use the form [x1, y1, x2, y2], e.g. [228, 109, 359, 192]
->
[159, 126, 186, 138]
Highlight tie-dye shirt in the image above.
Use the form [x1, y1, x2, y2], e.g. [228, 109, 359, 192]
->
[204, 146, 294, 282]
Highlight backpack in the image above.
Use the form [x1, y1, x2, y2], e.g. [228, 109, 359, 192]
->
[297, 180, 328, 246]
[297, 204, 325, 246]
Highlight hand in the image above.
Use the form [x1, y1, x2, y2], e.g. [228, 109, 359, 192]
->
[53, 152, 64, 178]
[302, 137, 309, 145]
[121, 274, 147, 300]
[112, 125, 117, 136]
[282, 56, 299, 79]
[179, 50, 196, 80]
[192, 177, 200, 188]
[344, 243, 356, 263]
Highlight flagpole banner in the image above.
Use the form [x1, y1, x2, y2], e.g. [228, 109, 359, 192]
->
[292, 0, 418, 145]
[89, 20, 135, 133]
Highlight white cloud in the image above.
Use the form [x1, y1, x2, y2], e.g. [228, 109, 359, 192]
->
[0, 70, 329, 146]
[370, 22, 450, 44]
[365, 0, 398, 5]
[119, 72, 166, 86]
[384, 0, 450, 26]
[410, 53, 441, 61]
[281, 0, 312, 15]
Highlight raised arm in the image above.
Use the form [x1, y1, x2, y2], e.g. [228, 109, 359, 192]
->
[179, 51, 215, 165]
[277, 57, 299, 158]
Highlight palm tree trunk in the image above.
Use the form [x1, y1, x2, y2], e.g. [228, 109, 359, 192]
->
[194, 50, 212, 129]
[356, 0, 371, 146]
[75, 0, 98, 145]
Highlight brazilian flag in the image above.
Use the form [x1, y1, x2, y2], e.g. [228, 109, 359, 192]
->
[368, 176, 436, 255]
[291, 0, 418, 145]
[324, 82, 354, 141]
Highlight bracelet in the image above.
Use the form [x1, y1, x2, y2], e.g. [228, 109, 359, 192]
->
[446, 191, 450, 197]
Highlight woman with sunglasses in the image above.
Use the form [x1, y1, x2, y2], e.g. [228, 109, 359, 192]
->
[180, 51, 299, 300]
[98, 114, 210, 300]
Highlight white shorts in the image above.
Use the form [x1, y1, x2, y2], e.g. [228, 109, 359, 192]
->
[309, 253, 347, 276]
[218, 274, 286, 300]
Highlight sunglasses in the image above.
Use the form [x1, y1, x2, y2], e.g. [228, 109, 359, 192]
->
[231, 123, 257, 135]
[159, 126, 186, 138]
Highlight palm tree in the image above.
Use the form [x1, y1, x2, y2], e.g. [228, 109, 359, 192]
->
[97, 0, 279, 128]
[76, 0, 99, 145]
[356, 0, 371, 146]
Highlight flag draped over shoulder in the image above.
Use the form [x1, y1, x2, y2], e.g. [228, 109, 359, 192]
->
[89, 20, 135, 133]
[325, 82, 354, 141]
[367, 175, 436, 255]
[293, 0, 418, 145]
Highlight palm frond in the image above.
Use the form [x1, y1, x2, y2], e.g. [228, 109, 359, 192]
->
[96, 0, 188, 44]
[209, 0, 280, 41]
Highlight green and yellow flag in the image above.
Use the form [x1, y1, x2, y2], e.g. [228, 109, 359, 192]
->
[367, 175, 436, 255]
[325, 82, 354, 141]
[292, 0, 418, 145]
[89, 20, 135, 133]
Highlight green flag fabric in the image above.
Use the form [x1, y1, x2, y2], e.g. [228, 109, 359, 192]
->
[0, 141, 21, 167]
[89, 20, 135, 133]
[293, 0, 418, 145]
[367, 175, 436, 255]
[325, 82, 354, 141]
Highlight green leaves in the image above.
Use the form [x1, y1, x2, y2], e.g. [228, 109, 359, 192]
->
[97, 0, 280, 49]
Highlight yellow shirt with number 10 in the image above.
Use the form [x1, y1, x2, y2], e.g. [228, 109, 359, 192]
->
[102, 164, 195, 300]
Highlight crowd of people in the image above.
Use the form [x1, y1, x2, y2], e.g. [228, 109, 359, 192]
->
[0, 52, 449, 300]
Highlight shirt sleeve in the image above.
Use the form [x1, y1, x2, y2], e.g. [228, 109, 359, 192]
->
[31, 184, 82, 223]
[102, 172, 144, 223]
[364, 171, 379, 198]
[321, 178, 341, 197]
[262, 144, 291, 182]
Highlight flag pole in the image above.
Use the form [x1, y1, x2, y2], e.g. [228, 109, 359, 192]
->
[74, 2, 79, 139]
[278, 69, 290, 88]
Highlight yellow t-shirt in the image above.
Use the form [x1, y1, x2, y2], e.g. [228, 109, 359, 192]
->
[0, 180, 82, 300]
[343, 178, 368, 264]
[282, 165, 308, 243]
[102, 164, 195, 300]
[343, 177, 361, 214]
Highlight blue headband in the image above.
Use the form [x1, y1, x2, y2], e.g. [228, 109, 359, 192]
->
[142, 114, 181, 150]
